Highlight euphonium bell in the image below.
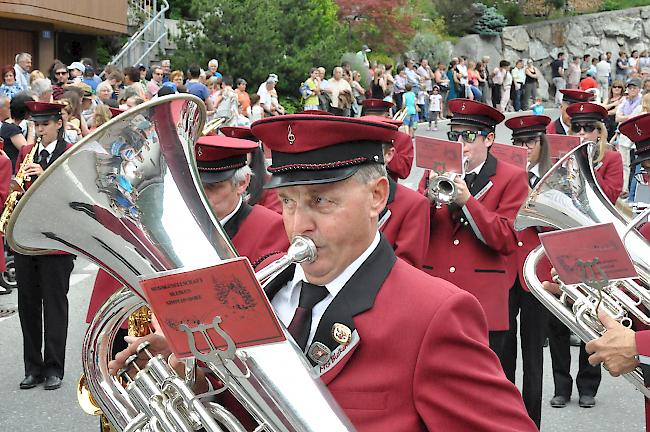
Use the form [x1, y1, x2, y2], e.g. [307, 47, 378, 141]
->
[515, 142, 650, 397]
[7, 94, 355, 431]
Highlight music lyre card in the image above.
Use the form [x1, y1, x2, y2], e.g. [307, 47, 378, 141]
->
[539, 223, 637, 285]
[139, 257, 285, 358]
[490, 143, 528, 170]
[547, 134, 581, 162]
[415, 136, 463, 173]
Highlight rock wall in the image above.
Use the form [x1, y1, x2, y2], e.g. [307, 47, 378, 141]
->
[453, 6, 650, 100]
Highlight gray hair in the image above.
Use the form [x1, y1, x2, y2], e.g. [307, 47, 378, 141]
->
[208, 59, 219, 67]
[31, 78, 52, 97]
[15, 52, 31, 63]
[96, 81, 113, 96]
[230, 165, 253, 188]
[161, 59, 171, 66]
[119, 86, 139, 102]
[352, 163, 387, 184]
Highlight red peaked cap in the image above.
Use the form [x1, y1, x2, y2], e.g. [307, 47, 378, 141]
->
[109, 107, 126, 117]
[25, 101, 63, 122]
[560, 89, 595, 104]
[361, 115, 403, 126]
[220, 126, 258, 141]
[566, 102, 608, 123]
[194, 135, 257, 183]
[619, 112, 650, 165]
[448, 99, 505, 130]
[250, 114, 398, 188]
[504, 115, 551, 139]
[361, 98, 395, 115]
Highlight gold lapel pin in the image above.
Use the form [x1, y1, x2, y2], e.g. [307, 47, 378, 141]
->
[331, 323, 352, 346]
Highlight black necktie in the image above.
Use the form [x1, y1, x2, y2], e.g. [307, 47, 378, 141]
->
[528, 171, 539, 188]
[287, 281, 329, 351]
[464, 172, 477, 189]
[39, 149, 49, 170]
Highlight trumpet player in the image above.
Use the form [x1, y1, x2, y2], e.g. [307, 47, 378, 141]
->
[110, 115, 537, 431]
[15, 101, 74, 391]
[502, 114, 554, 428]
[546, 102, 624, 409]
[418, 98, 529, 359]
[546, 88, 595, 135]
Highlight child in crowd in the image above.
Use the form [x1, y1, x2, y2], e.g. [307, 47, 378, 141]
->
[428, 86, 442, 131]
[402, 83, 418, 138]
[530, 97, 545, 115]
[417, 88, 428, 122]
[247, 94, 264, 123]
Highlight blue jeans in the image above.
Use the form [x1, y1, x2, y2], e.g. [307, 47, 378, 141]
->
[514, 87, 524, 111]
[628, 164, 641, 202]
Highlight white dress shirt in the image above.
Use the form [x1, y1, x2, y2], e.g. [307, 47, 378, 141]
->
[464, 160, 485, 179]
[37, 139, 58, 164]
[219, 196, 243, 226]
[271, 231, 381, 350]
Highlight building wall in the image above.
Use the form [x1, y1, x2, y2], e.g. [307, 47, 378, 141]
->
[0, 0, 127, 34]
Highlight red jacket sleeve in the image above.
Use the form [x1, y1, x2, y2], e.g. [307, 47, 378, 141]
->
[595, 150, 623, 204]
[414, 290, 537, 431]
[0, 155, 11, 203]
[391, 194, 429, 269]
[387, 132, 414, 180]
[462, 168, 529, 255]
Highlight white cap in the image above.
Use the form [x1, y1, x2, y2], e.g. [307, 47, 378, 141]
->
[67, 61, 85, 73]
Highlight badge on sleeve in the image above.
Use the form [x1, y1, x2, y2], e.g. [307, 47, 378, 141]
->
[308, 342, 331, 365]
[331, 323, 352, 346]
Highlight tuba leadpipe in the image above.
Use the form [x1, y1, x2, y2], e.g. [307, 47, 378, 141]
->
[516, 142, 650, 398]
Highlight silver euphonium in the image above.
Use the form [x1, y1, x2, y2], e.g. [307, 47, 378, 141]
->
[6, 94, 355, 431]
[515, 142, 650, 397]
[428, 156, 469, 208]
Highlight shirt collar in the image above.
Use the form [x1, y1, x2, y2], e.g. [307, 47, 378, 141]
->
[465, 160, 485, 177]
[560, 115, 569, 134]
[219, 196, 243, 226]
[38, 139, 58, 155]
[292, 231, 381, 299]
[528, 163, 540, 177]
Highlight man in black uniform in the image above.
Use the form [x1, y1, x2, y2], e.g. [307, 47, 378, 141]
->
[15, 101, 75, 390]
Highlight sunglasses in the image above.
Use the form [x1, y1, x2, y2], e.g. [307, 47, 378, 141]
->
[447, 129, 489, 143]
[513, 138, 540, 149]
[570, 122, 597, 133]
[55, 71, 68, 75]
[612, 86, 624, 89]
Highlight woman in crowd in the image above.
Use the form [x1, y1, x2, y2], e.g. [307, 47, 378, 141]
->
[467, 61, 482, 101]
[604, 79, 625, 138]
[29, 70, 45, 85]
[0, 93, 31, 170]
[96, 81, 114, 103]
[445, 59, 458, 107]
[0, 65, 24, 100]
[524, 60, 540, 111]
[170, 70, 184, 87]
[90, 104, 112, 130]
[350, 70, 365, 117]
[370, 65, 387, 99]
[393, 65, 407, 111]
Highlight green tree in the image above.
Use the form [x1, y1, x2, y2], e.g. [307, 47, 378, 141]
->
[471, 3, 507, 35]
[171, 0, 346, 97]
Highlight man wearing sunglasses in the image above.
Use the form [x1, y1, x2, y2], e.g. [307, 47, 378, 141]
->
[545, 88, 595, 135]
[419, 98, 529, 360]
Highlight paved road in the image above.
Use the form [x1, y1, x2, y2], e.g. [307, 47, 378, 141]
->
[0, 109, 645, 431]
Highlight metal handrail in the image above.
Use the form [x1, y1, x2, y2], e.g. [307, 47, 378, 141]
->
[109, 0, 170, 68]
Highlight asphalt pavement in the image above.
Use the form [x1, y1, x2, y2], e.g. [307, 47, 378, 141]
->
[0, 108, 646, 431]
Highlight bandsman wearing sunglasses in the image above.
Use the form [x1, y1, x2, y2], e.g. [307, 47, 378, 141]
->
[418, 99, 529, 359]
[547, 101, 624, 410]
[502, 114, 554, 428]
[546, 89, 595, 135]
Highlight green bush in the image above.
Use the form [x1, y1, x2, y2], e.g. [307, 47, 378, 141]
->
[472, 3, 508, 35]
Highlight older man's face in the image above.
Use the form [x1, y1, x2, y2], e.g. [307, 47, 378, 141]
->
[278, 174, 388, 286]
[18, 56, 32, 72]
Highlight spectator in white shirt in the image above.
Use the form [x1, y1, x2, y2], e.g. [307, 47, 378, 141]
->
[257, 74, 279, 116]
[596, 54, 612, 103]
[13, 52, 31, 90]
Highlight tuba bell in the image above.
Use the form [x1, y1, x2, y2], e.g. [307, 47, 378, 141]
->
[6, 94, 355, 431]
[515, 142, 650, 397]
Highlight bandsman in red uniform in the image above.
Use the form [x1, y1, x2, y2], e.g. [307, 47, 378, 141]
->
[502, 114, 554, 428]
[547, 112, 650, 428]
[110, 114, 537, 431]
[547, 101, 624, 409]
[15, 102, 75, 391]
[418, 99, 529, 359]
[546, 89, 595, 135]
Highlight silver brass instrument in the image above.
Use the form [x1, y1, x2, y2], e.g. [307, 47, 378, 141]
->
[428, 155, 469, 208]
[6, 94, 355, 431]
[515, 142, 650, 397]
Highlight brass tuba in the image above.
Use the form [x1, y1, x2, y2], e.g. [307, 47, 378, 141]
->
[6, 94, 355, 431]
[515, 142, 650, 397]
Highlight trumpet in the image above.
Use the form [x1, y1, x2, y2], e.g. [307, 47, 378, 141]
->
[427, 156, 469, 208]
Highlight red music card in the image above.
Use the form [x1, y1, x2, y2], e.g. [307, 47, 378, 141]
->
[139, 257, 286, 358]
[415, 136, 463, 173]
[539, 223, 637, 285]
[490, 143, 528, 170]
[547, 134, 581, 162]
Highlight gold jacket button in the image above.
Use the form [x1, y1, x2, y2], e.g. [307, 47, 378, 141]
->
[517, 241, 523, 247]
[449, 266, 456, 273]
[453, 239, 460, 245]
[464, 222, 469, 226]
[459, 218, 465, 223]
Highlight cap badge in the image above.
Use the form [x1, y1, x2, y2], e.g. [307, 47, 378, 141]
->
[287, 125, 296, 145]
[579, 104, 585, 112]
[635, 123, 643, 136]
[308, 342, 331, 365]
[331, 323, 352, 346]
[197, 146, 203, 157]
[519, 119, 525, 126]
[460, 102, 466, 111]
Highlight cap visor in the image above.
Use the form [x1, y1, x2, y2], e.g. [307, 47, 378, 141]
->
[199, 169, 236, 184]
[632, 153, 650, 166]
[264, 166, 360, 189]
